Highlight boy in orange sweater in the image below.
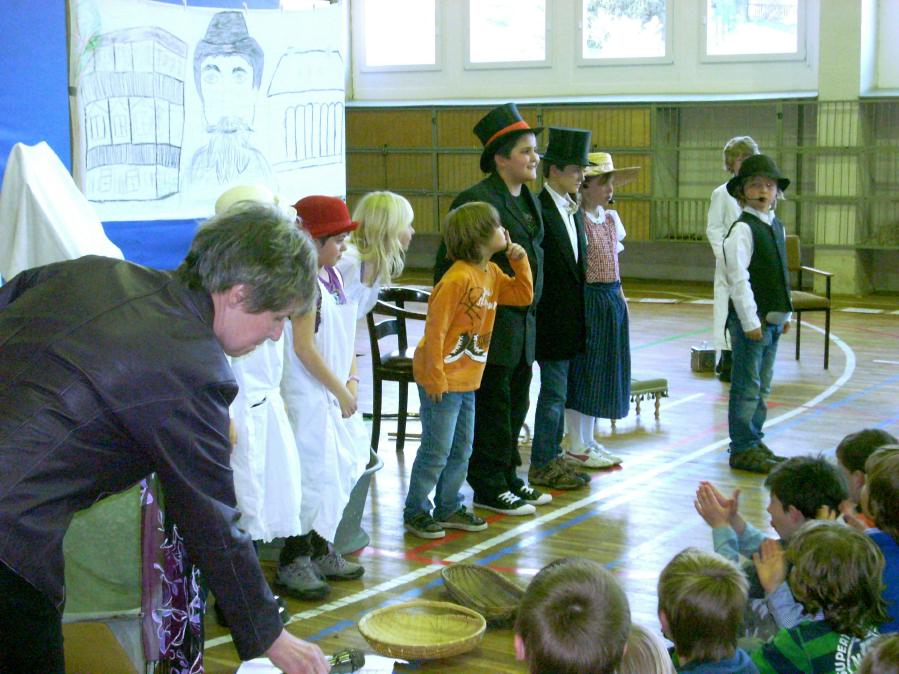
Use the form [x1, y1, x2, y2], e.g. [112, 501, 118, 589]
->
[404, 202, 533, 539]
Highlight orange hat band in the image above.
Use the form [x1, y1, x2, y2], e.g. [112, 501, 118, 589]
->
[485, 120, 531, 148]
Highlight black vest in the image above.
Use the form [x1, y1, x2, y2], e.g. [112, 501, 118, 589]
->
[726, 212, 792, 320]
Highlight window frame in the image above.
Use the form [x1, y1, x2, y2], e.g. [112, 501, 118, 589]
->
[700, 0, 808, 64]
[357, 0, 441, 73]
[463, 0, 552, 71]
[576, 0, 674, 68]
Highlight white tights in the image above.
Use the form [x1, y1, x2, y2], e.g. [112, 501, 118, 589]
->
[565, 409, 596, 449]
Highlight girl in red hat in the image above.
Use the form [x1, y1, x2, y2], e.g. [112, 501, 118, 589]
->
[278, 196, 370, 599]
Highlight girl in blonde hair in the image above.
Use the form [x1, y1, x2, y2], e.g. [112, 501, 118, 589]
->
[338, 190, 415, 318]
[617, 623, 676, 674]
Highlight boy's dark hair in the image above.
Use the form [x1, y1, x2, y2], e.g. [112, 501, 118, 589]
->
[657, 548, 747, 664]
[787, 520, 888, 638]
[515, 558, 630, 674]
[857, 633, 899, 674]
[486, 132, 530, 174]
[836, 429, 898, 473]
[542, 160, 564, 179]
[442, 202, 501, 264]
[865, 446, 899, 542]
[764, 455, 848, 519]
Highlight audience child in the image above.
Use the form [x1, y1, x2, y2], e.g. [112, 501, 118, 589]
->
[722, 154, 792, 473]
[433, 103, 549, 519]
[403, 202, 533, 538]
[835, 429, 898, 528]
[617, 622, 677, 674]
[337, 190, 415, 319]
[695, 455, 849, 635]
[565, 151, 639, 466]
[751, 520, 887, 673]
[857, 633, 899, 674]
[514, 557, 630, 674]
[707, 136, 760, 381]
[860, 447, 899, 632]
[529, 127, 596, 486]
[658, 547, 758, 673]
[278, 196, 370, 599]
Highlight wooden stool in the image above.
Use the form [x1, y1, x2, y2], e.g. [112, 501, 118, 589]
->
[611, 377, 669, 427]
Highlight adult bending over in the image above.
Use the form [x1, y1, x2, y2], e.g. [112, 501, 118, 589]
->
[0, 203, 330, 674]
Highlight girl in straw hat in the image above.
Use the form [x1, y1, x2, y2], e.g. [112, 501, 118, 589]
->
[565, 152, 639, 462]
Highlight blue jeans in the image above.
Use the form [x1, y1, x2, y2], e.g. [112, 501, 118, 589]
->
[403, 388, 475, 521]
[727, 315, 783, 453]
[531, 359, 571, 468]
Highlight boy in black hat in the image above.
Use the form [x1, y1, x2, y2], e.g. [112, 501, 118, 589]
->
[434, 103, 549, 516]
[528, 127, 595, 490]
[722, 154, 792, 474]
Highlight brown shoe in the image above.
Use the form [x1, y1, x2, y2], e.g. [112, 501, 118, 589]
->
[528, 457, 587, 490]
[729, 445, 778, 474]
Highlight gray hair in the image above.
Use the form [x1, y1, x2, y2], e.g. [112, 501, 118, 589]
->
[175, 202, 317, 315]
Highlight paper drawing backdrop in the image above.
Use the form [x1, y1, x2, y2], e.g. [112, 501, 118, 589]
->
[69, 0, 345, 220]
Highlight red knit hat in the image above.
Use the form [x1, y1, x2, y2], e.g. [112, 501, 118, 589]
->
[294, 195, 359, 238]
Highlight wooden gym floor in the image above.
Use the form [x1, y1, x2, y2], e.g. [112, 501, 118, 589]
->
[204, 279, 899, 673]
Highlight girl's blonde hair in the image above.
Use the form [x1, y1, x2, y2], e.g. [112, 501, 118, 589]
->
[349, 191, 414, 284]
[617, 623, 676, 674]
[723, 136, 760, 173]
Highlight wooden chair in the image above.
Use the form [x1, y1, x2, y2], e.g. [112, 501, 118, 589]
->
[785, 235, 833, 369]
[366, 286, 430, 452]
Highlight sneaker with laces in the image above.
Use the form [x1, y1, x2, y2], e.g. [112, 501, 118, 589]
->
[473, 490, 536, 515]
[437, 507, 488, 531]
[528, 457, 587, 490]
[587, 441, 623, 465]
[313, 548, 365, 580]
[729, 445, 778, 474]
[275, 556, 331, 600]
[511, 483, 552, 506]
[564, 444, 617, 469]
[404, 512, 446, 539]
[759, 442, 787, 462]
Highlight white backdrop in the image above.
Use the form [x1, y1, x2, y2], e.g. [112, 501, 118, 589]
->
[69, 0, 345, 220]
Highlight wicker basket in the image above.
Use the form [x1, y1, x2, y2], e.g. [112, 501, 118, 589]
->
[441, 564, 524, 626]
[357, 599, 486, 660]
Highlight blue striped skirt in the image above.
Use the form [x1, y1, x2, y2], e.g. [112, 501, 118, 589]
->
[567, 281, 631, 419]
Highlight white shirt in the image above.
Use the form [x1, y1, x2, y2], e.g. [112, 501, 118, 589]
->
[723, 206, 792, 331]
[707, 182, 742, 260]
[545, 184, 579, 262]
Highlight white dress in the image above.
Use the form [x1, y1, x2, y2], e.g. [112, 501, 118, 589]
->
[336, 245, 383, 320]
[281, 271, 370, 542]
[707, 182, 742, 350]
[228, 336, 303, 542]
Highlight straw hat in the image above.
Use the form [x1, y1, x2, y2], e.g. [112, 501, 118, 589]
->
[584, 152, 641, 185]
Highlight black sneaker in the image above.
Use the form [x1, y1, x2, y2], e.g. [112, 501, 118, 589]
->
[474, 490, 536, 515]
[511, 483, 552, 506]
[729, 445, 778, 474]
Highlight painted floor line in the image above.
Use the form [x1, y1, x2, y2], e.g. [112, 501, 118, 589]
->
[205, 323, 855, 652]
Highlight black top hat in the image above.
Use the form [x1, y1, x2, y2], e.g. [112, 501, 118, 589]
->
[541, 127, 594, 167]
[474, 103, 543, 174]
[726, 154, 790, 198]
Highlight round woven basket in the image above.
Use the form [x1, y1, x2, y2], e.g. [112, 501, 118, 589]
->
[357, 599, 486, 660]
[441, 564, 524, 626]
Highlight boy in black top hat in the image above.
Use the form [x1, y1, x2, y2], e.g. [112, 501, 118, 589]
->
[434, 103, 550, 516]
[722, 154, 793, 474]
[528, 127, 595, 491]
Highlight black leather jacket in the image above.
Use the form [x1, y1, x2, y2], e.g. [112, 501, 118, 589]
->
[0, 256, 282, 659]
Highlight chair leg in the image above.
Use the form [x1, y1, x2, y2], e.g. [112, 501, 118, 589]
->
[794, 312, 802, 361]
[371, 379, 383, 453]
[396, 382, 409, 453]
[824, 309, 831, 370]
